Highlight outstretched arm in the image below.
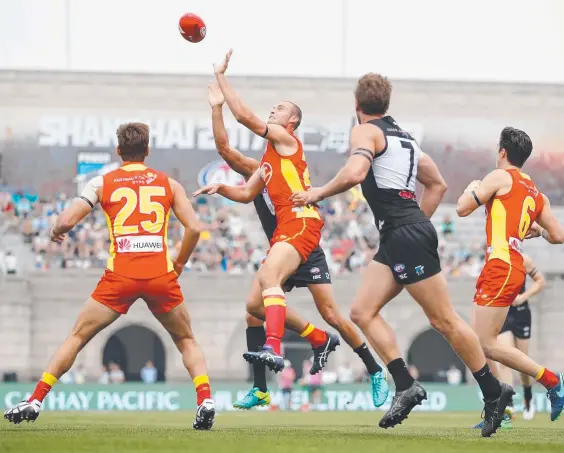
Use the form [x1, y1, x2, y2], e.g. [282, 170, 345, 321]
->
[209, 83, 259, 180]
[456, 169, 509, 217]
[213, 50, 296, 151]
[416, 153, 448, 218]
[290, 124, 383, 206]
[193, 168, 265, 204]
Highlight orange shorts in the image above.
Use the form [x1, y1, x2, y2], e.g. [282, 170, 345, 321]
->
[270, 218, 324, 262]
[91, 270, 184, 315]
[474, 260, 525, 308]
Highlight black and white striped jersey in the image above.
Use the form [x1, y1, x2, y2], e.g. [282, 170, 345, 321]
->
[360, 116, 428, 234]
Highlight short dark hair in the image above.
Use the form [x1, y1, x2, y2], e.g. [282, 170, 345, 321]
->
[498, 127, 532, 167]
[116, 122, 150, 162]
[288, 102, 302, 130]
[355, 73, 392, 115]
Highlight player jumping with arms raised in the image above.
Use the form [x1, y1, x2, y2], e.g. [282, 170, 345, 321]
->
[206, 82, 389, 409]
[4, 123, 215, 430]
[195, 49, 337, 376]
[291, 73, 512, 437]
[456, 127, 564, 422]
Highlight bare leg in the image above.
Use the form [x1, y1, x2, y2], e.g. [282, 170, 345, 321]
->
[472, 305, 544, 378]
[495, 332, 517, 386]
[349, 261, 403, 364]
[309, 283, 364, 348]
[406, 273, 487, 373]
[155, 303, 208, 379]
[46, 299, 120, 378]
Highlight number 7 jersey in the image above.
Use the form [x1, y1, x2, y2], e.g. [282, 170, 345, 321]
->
[101, 163, 175, 279]
[484, 168, 544, 273]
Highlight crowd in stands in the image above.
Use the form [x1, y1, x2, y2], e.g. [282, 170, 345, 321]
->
[1, 186, 486, 277]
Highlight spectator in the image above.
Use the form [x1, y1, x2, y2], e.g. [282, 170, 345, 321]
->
[3, 251, 17, 275]
[278, 360, 296, 410]
[108, 362, 125, 384]
[140, 360, 158, 384]
[336, 362, 355, 384]
[99, 365, 110, 384]
[441, 215, 455, 238]
[74, 364, 87, 384]
[446, 365, 463, 385]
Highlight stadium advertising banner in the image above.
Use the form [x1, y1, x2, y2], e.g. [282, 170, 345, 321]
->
[0, 383, 552, 412]
[37, 115, 424, 153]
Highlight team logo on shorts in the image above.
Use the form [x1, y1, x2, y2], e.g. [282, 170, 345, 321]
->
[310, 267, 320, 274]
[393, 264, 405, 273]
[415, 265, 425, 276]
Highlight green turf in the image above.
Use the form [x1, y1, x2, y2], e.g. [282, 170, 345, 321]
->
[1, 411, 563, 453]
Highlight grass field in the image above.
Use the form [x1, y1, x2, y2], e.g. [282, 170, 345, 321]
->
[1, 411, 563, 453]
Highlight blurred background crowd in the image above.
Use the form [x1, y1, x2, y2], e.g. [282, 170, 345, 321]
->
[0, 187, 485, 277]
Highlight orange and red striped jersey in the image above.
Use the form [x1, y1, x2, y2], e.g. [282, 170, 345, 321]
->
[484, 169, 544, 273]
[259, 134, 322, 226]
[100, 163, 174, 279]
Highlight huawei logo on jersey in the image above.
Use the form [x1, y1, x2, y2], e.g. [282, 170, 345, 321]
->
[118, 238, 132, 251]
[260, 162, 273, 186]
[399, 190, 416, 200]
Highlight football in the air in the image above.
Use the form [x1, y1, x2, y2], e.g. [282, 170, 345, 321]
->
[178, 13, 206, 43]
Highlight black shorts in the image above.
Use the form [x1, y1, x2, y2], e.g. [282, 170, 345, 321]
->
[374, 221, 442, 285]
[283, 247, 331, 292]
[499, 303, 531, 339]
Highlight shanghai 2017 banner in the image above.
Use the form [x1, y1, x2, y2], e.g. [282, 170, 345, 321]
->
[0, 383, 552, 412]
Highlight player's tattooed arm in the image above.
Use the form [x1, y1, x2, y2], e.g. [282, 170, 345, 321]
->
[531, 195, 564, 244]
[456, 169, 510, 217]
[214, 50, 296, 154]
[193, 168, 264, 204]
[514, 255, 546, 304]
[209, 83, 259, 180]
[416, 153, 448, 218]
[291, 125, 381, 206]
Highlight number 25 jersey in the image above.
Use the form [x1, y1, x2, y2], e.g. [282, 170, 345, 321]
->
[484, 169, 544, 273]
[101, 163, 175, 279]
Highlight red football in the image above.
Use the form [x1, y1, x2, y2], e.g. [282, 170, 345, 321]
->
[178, 13, 206, 43]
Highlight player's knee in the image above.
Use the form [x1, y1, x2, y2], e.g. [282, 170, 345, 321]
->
[350, 305, 369, 328]
[257, 263, 282, 289]
[429, 313, 456, 337]
[319, 306, 342, 329]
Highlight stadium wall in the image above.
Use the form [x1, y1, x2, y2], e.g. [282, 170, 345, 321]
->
[1, 71, 564, 202]
[1, 272, 562, 382]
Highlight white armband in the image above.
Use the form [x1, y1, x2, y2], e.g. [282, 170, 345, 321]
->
[79, 175, 103, 208]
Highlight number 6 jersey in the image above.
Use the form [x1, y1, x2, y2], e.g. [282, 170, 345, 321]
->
[100, 163, 174, 279]
[484, 168, 544, 273]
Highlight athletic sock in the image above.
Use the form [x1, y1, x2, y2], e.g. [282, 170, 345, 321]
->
[473, 364, 501, 401]
[523, 385, 533, 410]
[263, 288, 286, 355]
[536, 367, 559, 389]
[353, 343, 382, 374]
[246, 326, 267, 392]
[387, 358, 414, 392]
[28, 372, 58, 403]
[193, 375, 211, 406]
[300, 323, 328, 348]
